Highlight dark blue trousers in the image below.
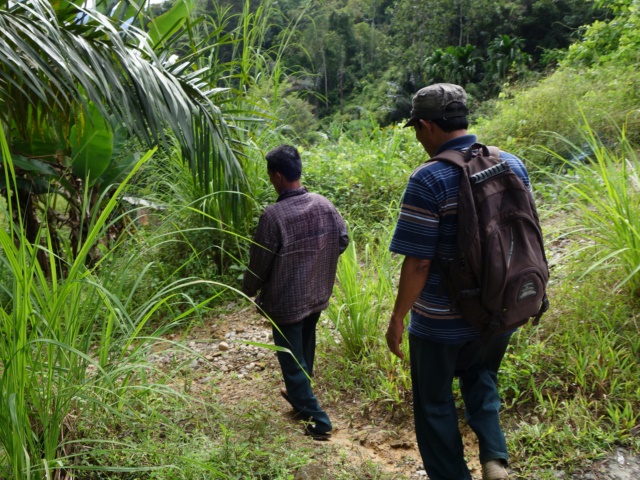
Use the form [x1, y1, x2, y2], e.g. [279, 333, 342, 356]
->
[272, 312, 332, 433]
[409, 333, 512, 480]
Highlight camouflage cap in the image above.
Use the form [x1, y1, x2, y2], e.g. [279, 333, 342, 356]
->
[403, 83, 469, 127]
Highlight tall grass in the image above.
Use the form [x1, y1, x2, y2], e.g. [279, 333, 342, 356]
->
[491, 123, 640, 476]
[548, 120, 640, 294]
[326, 238, 398, 359]
[472, 65, 640, 166]
[302, 126, 416, 234]
[501, 280, 640, 475]
[137, 142, 253, 275]
[0, 130, 225, 477]
[321, 229, 412, 408]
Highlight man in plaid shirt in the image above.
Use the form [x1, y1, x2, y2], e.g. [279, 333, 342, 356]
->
[243, 145, 349, 440]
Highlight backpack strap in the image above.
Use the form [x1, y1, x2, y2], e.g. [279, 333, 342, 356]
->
[465, 143, 500, 160]
[532, 294, 550, 326]
[428, 149, 466, 168]
[428, 143, 502, 170]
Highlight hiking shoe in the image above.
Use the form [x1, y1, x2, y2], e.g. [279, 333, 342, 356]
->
[304, 424, 331, 441]
[482, 460, 509, 480]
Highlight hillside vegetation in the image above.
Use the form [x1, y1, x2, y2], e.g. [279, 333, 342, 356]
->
[0, 0, 639, 478]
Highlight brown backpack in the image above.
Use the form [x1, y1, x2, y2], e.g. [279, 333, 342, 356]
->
[434, 143, 549, 336]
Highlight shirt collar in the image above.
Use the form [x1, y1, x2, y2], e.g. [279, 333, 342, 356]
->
[277, 186, 308, 202]
[434, 134, 478, 155]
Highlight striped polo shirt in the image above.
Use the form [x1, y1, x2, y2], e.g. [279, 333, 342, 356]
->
[389, 134, 531, 343]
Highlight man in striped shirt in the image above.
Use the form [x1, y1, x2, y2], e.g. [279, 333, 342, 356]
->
[386, 84, 531, 480]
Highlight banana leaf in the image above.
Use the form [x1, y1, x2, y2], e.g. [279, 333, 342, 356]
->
[70, 103, 114, 185]
[147, 0, 194, 47]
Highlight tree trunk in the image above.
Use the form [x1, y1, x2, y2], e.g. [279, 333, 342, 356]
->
[8, 188, 51, 278]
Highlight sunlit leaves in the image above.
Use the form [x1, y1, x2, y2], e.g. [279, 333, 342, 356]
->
[147, 0, 194, 48]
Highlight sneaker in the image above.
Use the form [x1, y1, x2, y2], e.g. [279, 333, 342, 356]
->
[482, 460, 509, 480]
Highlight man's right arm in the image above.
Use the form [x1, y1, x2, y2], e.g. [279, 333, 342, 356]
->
[242, 213, 278, 297]
[386, 256, 431, 360]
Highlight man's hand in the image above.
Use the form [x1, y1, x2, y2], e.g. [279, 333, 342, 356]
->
[386, 256, 431, 361]
[386, 314, 406, 360]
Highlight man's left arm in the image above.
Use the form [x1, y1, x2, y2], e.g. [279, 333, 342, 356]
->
[334, 209, 349, 254]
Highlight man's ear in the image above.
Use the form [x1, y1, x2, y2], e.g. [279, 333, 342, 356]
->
[418, 118, 434, 131]
[272, 171, 285, 191]
[421, 119, 439, 135]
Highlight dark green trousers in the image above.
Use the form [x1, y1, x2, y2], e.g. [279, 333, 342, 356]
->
[409, 333, 512, 480]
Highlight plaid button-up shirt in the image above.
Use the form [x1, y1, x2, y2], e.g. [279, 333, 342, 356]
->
[242, 187, 349, 325]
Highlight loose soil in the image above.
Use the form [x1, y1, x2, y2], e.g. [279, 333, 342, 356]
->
[150, 303, 639, 480]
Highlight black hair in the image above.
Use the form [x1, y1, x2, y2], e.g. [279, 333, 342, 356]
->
[432, 116, 469, 132]
[431, 101, 469, 132]
[265, 145, 302, 182]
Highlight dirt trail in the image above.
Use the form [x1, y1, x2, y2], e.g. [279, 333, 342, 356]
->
[153, 304, 483, 479]
[151, 304, 639, 480]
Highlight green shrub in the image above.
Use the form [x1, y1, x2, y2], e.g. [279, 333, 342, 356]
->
[301, 125, 419, 234]
[564, 4, 640, 68]
[473, 66, 640, 166]
[0, 134, 234, 477]
[494, 124, 640, 475]
[0, 143, 160, 477]
[321, 228, 412, 408]
[502, 275, 640, 476]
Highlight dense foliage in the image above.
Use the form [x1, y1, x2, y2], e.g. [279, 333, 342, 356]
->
[196, 0, 606, 131]
[1, 0, 640, 477]
[473, 0, 640, 163]
[0, 0, 250, 278]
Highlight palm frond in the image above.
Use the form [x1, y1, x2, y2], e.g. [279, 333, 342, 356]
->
[0, 0, 248, 209]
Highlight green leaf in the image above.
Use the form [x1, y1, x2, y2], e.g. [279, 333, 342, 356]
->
[0, 176, 52, 195]
[147, 0, 194, 47]
[9, 155, 58, 176]
[94, 0, 143, 20]
[110, 121, 128, 160]
[96, 153, 140, 193]
[10, 107, 64, 158]
[70, 103, 114, 185]
[2, 0, 250, 225]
